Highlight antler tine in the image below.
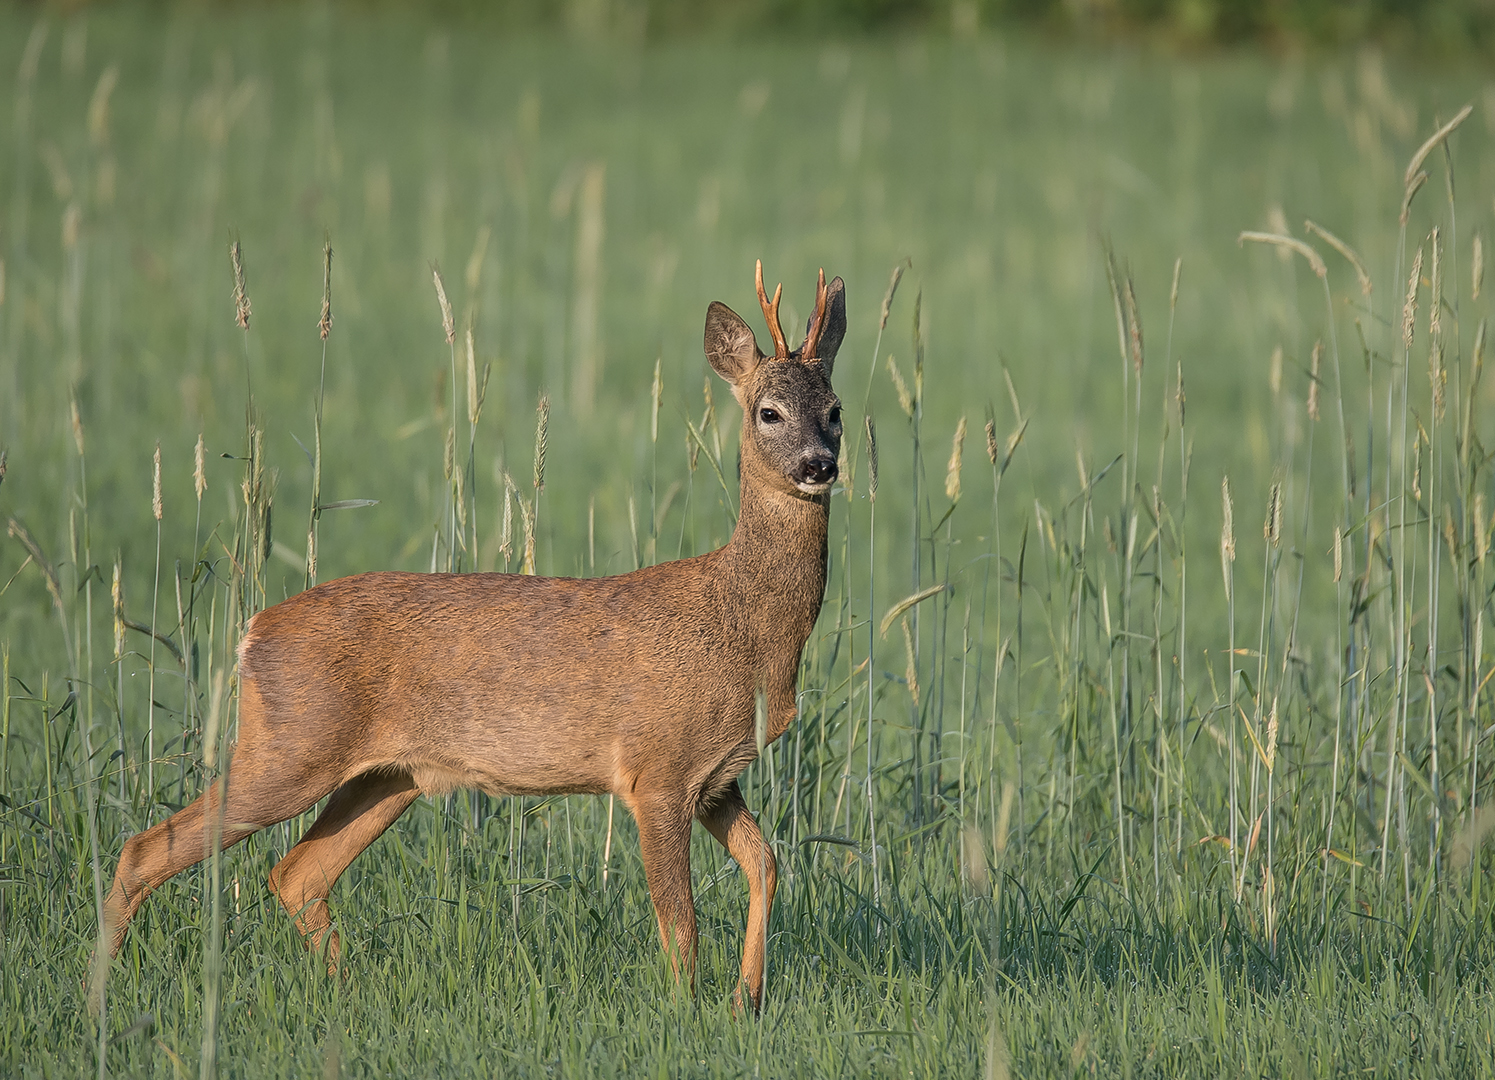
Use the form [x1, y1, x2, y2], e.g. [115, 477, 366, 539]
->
[800, 268, 829, 360]
[756, 259, 789, 359]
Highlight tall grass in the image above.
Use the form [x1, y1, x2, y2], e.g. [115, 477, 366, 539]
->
[1, 8, 1494, 1077]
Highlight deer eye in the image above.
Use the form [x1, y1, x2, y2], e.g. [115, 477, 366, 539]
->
[759, 407, 782, 424]
[828, 406, 842, 425]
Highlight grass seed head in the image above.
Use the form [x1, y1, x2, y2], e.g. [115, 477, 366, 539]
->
[1333, 523, 1343, 583]
[432, 264, 455, 345]
[1474, 233, 1484, 301]
[1269, 345, 1283, 396]
[194, 433, 206, 502]
[945, 416, 966, 503]
[1265, 481, 1282, 546]
[865, 415, 879, 500]
[534, 393, 550, 492]
[152, 441, 162, 521]
[984, 416, 998, 465]
[231, 240, 251, 330]
[319, 241, 333, 340]
[650, 357, 662, 445]
[887, 355, 914, 418]
[111, 557, 125, 660]
[1124, 275, 1143, 375]
[70, 394, 85, 457]
[880, 262, 905, 332]
[1403, 245, 1423, 357]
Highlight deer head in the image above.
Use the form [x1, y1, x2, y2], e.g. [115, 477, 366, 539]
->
[703, 262, 847, 496]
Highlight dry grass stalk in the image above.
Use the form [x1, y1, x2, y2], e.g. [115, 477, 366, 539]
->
[1305, 220, 1372, 295]
[194, 433, 206, 502]
[946, 417, 966, 503]
[1401, 171, 1428, 226]
[1238, 231, 1327, 278]
[1308, 341, 1322, 420]
[887, 355, 914, 418]
[1404, 103, 1473, 189]
[866, 416, 879, 500]
[319, 242, 333, 340]
[984, 418, 998, 465]
[432, 265, 455, 345]
[231, 241, 251, 329]
[1170, 256, 1182, 312]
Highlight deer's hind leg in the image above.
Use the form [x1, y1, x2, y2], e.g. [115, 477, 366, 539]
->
[102, 748, 342, 959]
[267, 769, 420, 974]
[699, 781, 776, 1015]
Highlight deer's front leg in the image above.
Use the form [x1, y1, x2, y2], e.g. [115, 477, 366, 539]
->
[630, 797, 698, 994]
[699, 781, 776, 1015]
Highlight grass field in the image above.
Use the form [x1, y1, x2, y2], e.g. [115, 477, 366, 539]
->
[3, 4, 1495, 1076]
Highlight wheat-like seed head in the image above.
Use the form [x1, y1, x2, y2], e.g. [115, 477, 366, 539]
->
[1269, 346, 1283, 396]
[1305, 220, 1373, 296]
[319, 242, 333, 340]
[887, 355, 913, 418]
[500, 472, 515, 564]
[1265, 696, 1278, 773]
[900, 616, 919, 708]
[650, 358, 662, 446]
[984, 418, 998, 465]
[1403, 245, 1423, 357]
[1333, 524, 1343, 583]
[432, 265, 455, 345]
[1124, 276, 1143, 375]
[1265, 483, 1283, 547]
[70, 395, 85, 457]
[152, 442, 162, 521]
[1221, 476, 1236, 563]
[231, 240, 251, 330]
[111, 558, 124, 661]
[465, 328, 478, 428]
[534, 394, 550, 492]
[1474, 234, 1484, 301]
[865, 415, 879, 501]
[194, 433, 206, 502]
[880, 263, 905, 333]
[945, 417, 966, 503]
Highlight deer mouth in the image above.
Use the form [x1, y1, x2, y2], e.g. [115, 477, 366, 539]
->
[792, 456, 838, 494]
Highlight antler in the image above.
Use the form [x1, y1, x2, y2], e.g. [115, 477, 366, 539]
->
[799, 268, 829, 360]
[756, 260, 789, 359]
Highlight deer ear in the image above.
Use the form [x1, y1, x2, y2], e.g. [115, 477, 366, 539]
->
[704, 301, 762, 385]
[808, 277, 846, 376]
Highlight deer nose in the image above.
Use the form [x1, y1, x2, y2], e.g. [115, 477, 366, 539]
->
[797, 456, 838, 486]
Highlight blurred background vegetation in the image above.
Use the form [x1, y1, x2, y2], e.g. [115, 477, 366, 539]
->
[28, 0, 1495, 50]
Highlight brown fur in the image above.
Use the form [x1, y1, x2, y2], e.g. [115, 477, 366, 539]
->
[99, 267, 847, 1015]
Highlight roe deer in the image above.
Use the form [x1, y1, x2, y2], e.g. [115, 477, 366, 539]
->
[99, 262, 846, 1014]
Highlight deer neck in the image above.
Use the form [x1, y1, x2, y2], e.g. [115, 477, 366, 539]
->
[718, 449, 830, 640]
